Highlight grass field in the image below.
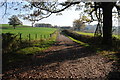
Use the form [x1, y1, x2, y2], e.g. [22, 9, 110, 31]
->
[76, 31, 120, 39]
[2, 24, 58, 54]
[75, 31, 94, 36]
[1, 24, 31, 27]
[2, 24, 57, 40]
[2, 24, 57, 54]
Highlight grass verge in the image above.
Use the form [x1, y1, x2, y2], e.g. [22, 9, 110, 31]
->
[63, 30, 120, 62]
[67, 36, 89, 47]
[76, 31, 120, 39]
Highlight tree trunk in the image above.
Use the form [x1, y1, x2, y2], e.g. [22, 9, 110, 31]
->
[102, 2, 114, 46]
[32, 23, 34, 27]
[32, 22, 35, 27]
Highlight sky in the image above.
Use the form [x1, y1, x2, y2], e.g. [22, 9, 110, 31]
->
[23, 7, 83, 26]
[0, 1, 119, 27]
[0, 1, 98, 27]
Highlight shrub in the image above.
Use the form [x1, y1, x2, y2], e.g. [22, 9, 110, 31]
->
[2, 33, 20, 53]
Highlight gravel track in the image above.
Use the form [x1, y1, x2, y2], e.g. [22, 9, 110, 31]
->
[3, 33, 119, 79]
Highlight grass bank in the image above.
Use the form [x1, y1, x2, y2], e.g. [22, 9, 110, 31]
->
[62, 30, 120, 62]
[76, 31, 120, 39]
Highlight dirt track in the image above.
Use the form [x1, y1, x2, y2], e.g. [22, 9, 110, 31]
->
[3, 33, 119, 79]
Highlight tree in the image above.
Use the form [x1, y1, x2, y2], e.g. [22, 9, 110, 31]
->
[73, 15, 90, 31]
[102, 2, 115, 45]
[8, 15, 22, 29]
[73, 19, 84, 31]
[22, 14, 36, 27]
[88, 2, 119, 45]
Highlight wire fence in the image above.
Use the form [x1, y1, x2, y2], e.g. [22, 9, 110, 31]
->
[17, 31, 57, 42]
[2, 31, 57, 53]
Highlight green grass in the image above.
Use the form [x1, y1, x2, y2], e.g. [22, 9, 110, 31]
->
[75, 31, 94, 36]
[16, 47, 46, 55]
[67, 36, 89, 47]
[16, 32, 58, 54]
[76, 31, 120, 39]
[2, 24, 57, 40]
[1, 24, 31, 27]
[113, 35, 120, 39]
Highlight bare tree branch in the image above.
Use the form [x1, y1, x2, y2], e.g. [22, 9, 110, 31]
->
[2, 0, 7, 18]
[31, 2, 80, 13]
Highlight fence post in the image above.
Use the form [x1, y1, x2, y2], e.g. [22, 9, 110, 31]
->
[44, 35, 46, 39]
[20, 33, 22, 43]
[50, 34, 52, 37]
[35, 34, 37, 40]
[48, 35, 49, 38]
[40, 35, 42, 39]
[29, 34, 30, 41]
